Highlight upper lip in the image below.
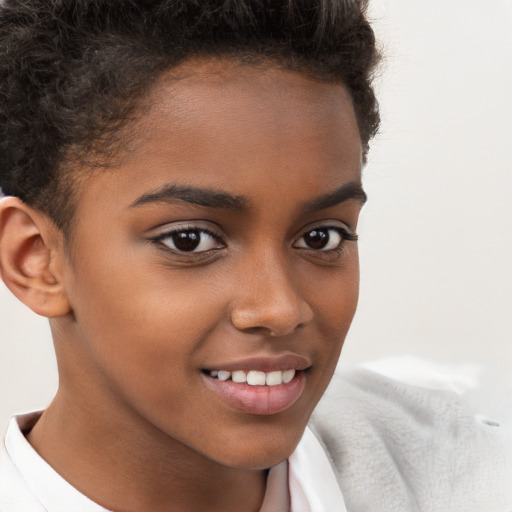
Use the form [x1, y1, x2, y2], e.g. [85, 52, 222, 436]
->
[203, 353, 311, 373]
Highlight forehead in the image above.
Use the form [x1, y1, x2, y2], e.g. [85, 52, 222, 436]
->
[149, 58, 357, 129]
[75, 59, 362, 217]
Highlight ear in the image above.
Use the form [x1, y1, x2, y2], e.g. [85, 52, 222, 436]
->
[0, 196, 71, 317]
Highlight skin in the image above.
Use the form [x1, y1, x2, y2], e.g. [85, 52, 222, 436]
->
[0, 59, 364, 511]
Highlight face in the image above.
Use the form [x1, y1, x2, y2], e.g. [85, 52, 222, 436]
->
[57, 59, 364, 470]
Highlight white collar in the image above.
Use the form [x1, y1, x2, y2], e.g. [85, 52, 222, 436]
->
[288, 426, 347, 512]
[5, 412, 109, 512]
[4, 412, 346, 512]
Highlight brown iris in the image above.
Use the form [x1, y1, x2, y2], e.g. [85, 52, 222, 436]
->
[172, 230, 201, 251]
[303, 229, 330, 250]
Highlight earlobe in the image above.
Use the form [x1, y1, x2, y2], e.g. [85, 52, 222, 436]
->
[0, 197, 71, 317]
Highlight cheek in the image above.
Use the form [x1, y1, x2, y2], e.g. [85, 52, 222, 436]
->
[316, 247, 360, 314]
[66, 249, 228, 397]
[323, 272, 359, 333]
[67, 280, 223, 434]
[309, 254, 360, 357]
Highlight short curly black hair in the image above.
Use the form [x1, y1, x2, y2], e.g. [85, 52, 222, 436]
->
[0, 0, 380, 233]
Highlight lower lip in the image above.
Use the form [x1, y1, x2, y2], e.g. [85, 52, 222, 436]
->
[203, 371, 306, 415]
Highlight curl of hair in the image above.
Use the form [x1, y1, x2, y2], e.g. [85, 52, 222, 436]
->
[0, 0, 380, 232]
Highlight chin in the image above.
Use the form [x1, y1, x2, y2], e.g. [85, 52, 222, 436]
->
[209, 427, 305, 470]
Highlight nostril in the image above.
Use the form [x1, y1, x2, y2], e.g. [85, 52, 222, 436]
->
[229, 275, 313, 335]
[233, 324, 302, 337]
[267, 321, 306, 337]
[230, 309, 305, 337]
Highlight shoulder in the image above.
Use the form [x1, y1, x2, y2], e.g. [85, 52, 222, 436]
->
[310, 358, 512, 512]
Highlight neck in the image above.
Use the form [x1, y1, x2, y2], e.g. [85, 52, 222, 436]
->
[26, 387, 267, 512]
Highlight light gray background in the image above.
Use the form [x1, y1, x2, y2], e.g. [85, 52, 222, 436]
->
[1, 0, 511, 431]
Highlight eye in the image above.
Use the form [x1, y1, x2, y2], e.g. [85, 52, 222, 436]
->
[151, 227, 224, 253]
[294, 226, 357, 251]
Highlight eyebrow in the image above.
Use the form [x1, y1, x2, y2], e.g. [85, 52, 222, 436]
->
[129, 184, 248, 210]
[301, 182, 367, 213]
[129, 181, 366, 212]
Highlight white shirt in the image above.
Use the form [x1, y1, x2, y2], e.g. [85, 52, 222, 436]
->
[0, 412, 347, 512]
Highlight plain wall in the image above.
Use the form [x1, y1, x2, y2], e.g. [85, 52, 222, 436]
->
[342, 0, 512, 381]
[1, 0, 511, 431]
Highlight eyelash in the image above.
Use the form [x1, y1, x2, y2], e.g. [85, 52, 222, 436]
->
[294, 226, 358, 249]
[148, 224, 358, 258]
[149, 226, 225, 255]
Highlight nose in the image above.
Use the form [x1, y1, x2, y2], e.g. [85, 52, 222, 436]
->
[229, 251, 313, 337]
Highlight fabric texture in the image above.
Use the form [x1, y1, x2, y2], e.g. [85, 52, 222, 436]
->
[310, 362, 512, 512]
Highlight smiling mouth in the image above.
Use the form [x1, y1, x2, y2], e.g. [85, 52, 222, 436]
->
[203, 368, 306, 415]
[207, 369, 296, 386]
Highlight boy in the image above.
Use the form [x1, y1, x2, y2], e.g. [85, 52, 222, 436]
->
[0, 1, 509, 511]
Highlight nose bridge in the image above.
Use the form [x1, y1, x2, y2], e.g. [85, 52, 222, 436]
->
[230, 244, 313, 336]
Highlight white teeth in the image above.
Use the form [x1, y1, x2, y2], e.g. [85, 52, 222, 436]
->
[209, 368, 297, 385]
[266, 371, 283, 386]
[282, 369, 296, 384]
[247, 371, 266, 386]
[217, 370, 231, 381]
[232, 370, 247, 383]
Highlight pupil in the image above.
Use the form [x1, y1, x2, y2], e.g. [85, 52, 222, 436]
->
[173, 230, 201, 251]
[304, 229, 328, 249]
